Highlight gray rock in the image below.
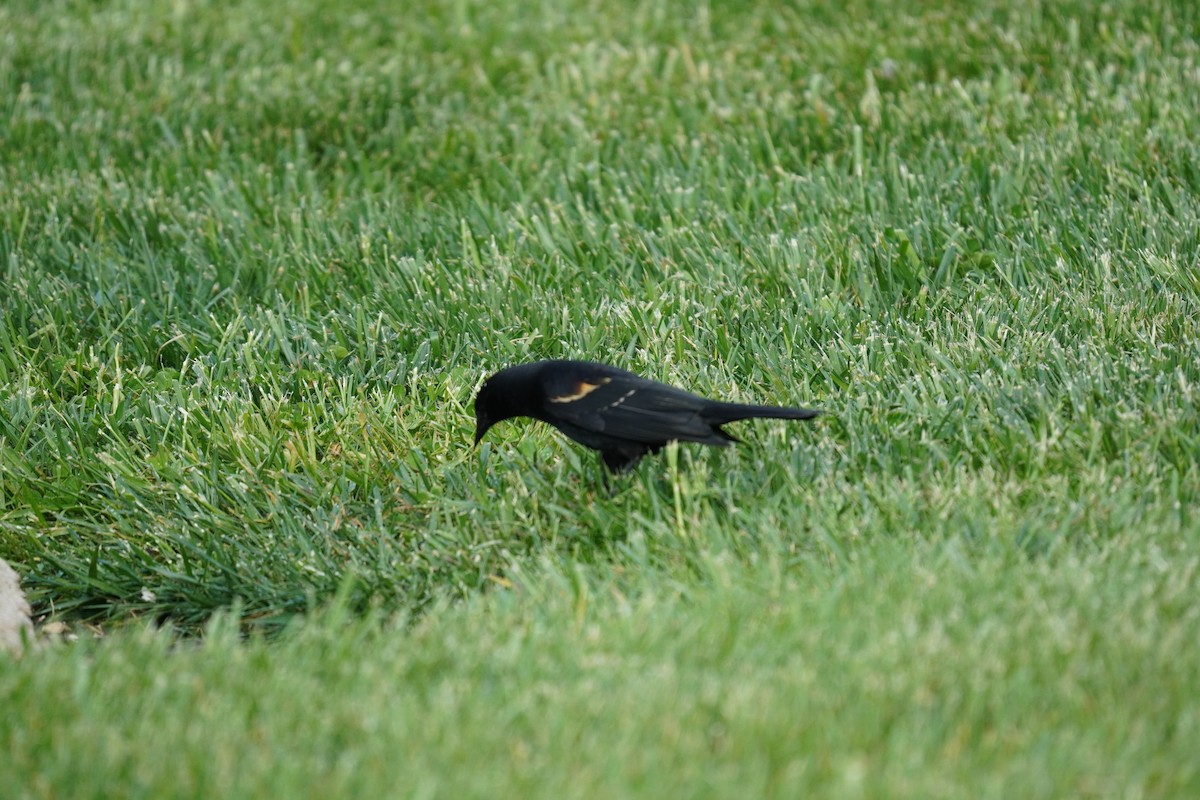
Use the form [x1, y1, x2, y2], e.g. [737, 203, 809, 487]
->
[0, 558, 33, 656]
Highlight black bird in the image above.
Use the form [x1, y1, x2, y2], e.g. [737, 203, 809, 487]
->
[473, 360, 820, 472]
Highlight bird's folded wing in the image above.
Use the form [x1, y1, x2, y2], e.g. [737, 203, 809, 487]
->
[545, 374, 721, 443]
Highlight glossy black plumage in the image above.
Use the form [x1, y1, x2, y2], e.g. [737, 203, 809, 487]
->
[473, 360, 820, 472]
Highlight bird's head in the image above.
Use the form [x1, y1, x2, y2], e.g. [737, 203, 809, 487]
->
[473, 378, 500, 445]
[473, 365, 535, 444]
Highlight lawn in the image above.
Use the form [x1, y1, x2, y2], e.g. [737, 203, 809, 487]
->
[1, 0, 1198, 796]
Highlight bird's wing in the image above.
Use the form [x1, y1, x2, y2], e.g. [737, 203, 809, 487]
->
[542, 370, 726, 444]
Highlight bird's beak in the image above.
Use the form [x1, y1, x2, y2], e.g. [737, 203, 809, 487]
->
[474, 420, 488, 446]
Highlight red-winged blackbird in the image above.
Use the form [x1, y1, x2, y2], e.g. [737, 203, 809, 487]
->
[474, 360, 820, 472]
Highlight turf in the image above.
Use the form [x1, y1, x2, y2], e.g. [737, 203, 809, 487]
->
[1, 0, 1198, 796]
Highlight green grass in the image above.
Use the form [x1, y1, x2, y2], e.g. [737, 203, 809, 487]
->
[2, 0, 1199, 796]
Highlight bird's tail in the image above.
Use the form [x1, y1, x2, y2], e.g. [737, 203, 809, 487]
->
[710, 403, 821, 424]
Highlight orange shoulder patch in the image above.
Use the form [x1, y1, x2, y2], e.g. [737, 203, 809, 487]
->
[549, 377, 612, 403]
